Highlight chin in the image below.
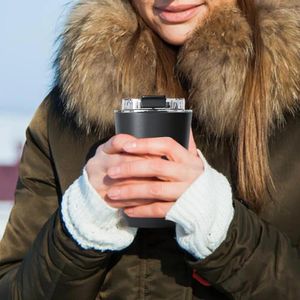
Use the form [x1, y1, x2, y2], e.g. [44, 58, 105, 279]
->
[158, 26, 195, 45]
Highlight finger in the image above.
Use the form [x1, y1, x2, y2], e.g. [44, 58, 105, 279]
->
[100, 152, 146, 170]
[107, 181, 187, 201]
[102, 176, 159, 189]
[188, 128, 198, 157]
[121, 136, 193, 163]
[86, 153, 146, 189]
[107, 158, 191, 181]
[104, 197, 155, 209]
[94, 176, 159, 198]
[124, 202, 174, 218]
[99, 134, 137, 155]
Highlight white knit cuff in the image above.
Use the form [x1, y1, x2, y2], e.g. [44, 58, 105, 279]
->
[166, 149, 234, 259]
[61, 169, 137, 251]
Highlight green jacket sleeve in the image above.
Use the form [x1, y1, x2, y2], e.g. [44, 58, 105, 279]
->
[0, 97, 112, 300]
[191, 200, 300, 299]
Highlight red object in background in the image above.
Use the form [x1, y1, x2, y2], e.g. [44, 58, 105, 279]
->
[0, 164, 19, 200]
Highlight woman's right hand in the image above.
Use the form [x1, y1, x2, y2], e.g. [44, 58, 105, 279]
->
[85, 134, 158, 209]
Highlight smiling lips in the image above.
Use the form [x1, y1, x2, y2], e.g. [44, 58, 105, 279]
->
[155, 4, 204, 23]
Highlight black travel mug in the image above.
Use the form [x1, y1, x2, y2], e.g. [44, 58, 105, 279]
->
[114, 95, 192, 228]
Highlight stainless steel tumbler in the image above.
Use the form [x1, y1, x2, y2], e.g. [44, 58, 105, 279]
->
[114, 96, 192, 228]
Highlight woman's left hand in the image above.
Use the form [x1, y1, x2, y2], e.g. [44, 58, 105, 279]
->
[106, 129, 205, 218]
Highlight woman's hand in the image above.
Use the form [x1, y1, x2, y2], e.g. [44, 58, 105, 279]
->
[106, 129, 205, 218]
[85, 134, 161, 208]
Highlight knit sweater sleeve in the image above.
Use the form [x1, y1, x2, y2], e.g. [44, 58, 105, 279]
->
[166, 149, 234, 259]
[61, 169, 137, 251]
[61, 149, 234, 256]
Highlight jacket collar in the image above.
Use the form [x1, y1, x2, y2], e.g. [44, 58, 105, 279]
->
[55, 0, 300, 137]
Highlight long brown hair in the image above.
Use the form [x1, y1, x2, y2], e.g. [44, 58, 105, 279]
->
[236, 0, 274, 212]
[125, 0, 273, 212]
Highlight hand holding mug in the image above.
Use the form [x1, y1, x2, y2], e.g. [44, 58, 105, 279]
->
[86, 129, 204, 219]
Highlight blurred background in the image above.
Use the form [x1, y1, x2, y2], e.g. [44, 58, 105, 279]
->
[0, 1, 73, 239]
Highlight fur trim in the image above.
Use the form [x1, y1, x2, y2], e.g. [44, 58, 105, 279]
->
[178, 0, 300, 136]
[55, 0, 157, 134]
[54, 0, 300, 137]
[177, 6, 253, 136]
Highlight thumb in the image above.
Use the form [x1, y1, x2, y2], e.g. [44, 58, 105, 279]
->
[188, 128, 198, 156]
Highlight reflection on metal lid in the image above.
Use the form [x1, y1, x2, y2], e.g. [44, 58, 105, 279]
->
[120, 97, 186, 111]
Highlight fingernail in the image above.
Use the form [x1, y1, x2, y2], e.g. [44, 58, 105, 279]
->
[108, 188, 120, 198]
[108, 166, 120, 177]
[123, 142, 137, 151]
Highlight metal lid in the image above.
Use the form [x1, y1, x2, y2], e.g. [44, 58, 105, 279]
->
[120, 95, 186, 112]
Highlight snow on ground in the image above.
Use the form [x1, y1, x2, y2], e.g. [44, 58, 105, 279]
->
[0, 201, 13, 240]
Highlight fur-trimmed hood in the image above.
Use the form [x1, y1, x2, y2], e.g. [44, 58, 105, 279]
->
[55, 0, 300, 137]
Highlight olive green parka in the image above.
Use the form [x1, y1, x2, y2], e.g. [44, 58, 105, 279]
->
[0, 0, 300, 299]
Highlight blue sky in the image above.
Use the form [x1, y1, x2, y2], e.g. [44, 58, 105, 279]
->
[0, 0, 74, 115]
[0, 1, 76, 164]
